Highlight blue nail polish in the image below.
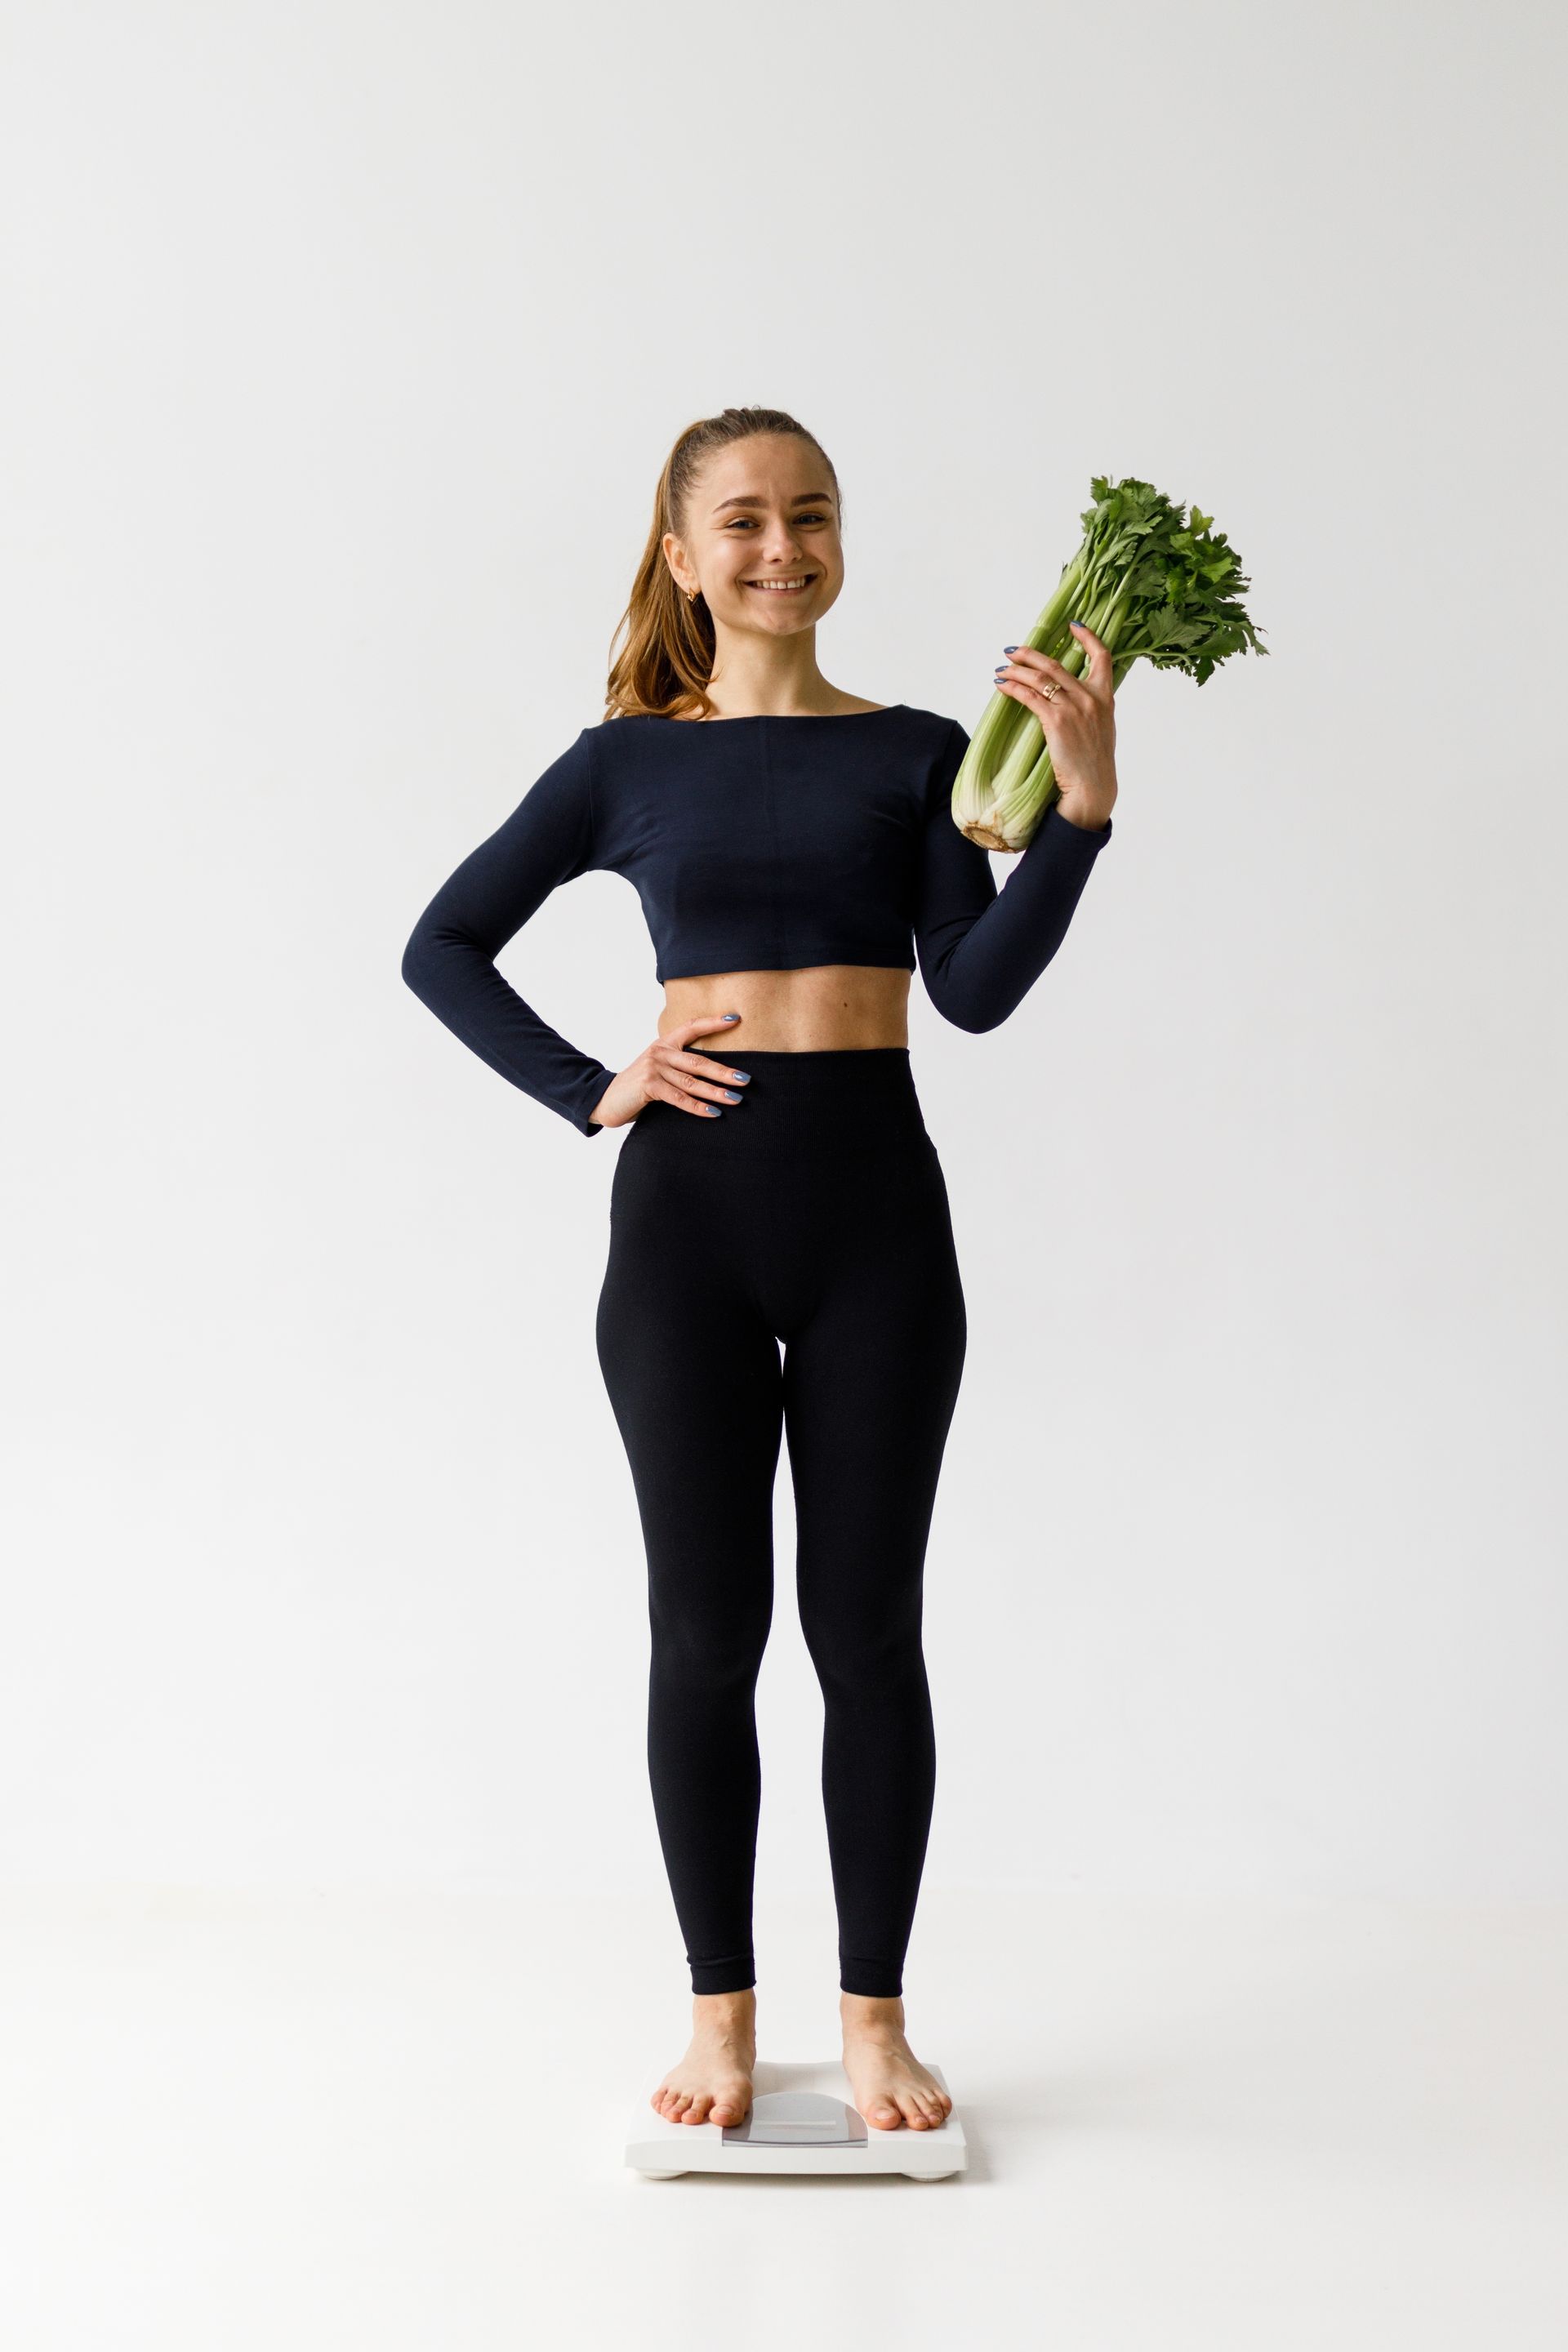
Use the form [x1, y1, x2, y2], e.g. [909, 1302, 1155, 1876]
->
[707, 1106, 723, 1116]
[1003, 644, 1018, 653]
[722, 1090, 741, 1102]
[732, 1071, 750, 1082]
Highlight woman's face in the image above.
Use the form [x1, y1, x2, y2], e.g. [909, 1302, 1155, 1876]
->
[665, 435, 844, 638]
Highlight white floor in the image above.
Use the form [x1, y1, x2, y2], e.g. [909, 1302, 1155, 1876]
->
[1, 1886, 1563, 2350]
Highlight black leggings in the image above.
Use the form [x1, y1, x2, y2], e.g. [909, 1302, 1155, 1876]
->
[594, 1048, 967, 1998]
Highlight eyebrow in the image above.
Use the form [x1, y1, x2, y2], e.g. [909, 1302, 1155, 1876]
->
[710, 491, 835, 514]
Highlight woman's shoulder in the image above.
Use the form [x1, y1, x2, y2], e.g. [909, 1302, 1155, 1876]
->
[898, 702, 964, 737]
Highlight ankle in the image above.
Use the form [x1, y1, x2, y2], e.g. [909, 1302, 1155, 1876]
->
[693, 1989, 755, 2035]
[840, 1990, 906, 2035]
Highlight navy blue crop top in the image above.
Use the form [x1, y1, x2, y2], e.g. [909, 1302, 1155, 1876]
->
[400, 702, 1112, 1136]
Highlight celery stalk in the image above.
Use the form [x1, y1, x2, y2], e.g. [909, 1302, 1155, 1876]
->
[952, 478, 1267, 852]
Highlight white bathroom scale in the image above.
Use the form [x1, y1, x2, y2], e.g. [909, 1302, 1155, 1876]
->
[625, 2057, 966, 2180]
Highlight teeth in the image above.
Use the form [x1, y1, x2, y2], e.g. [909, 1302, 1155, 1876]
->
[746, 577, 813, 591]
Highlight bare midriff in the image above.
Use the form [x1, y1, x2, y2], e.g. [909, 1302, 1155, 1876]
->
[658, 965, 912, 1055]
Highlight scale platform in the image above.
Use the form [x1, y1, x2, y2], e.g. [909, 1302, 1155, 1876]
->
[625, 2057, 965, 2180]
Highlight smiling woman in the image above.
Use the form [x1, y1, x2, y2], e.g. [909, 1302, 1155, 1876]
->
[400, 403, 1115, 2136]
[604, 424, 876, 722]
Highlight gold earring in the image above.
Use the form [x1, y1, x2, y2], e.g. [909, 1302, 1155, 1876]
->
[687, 587, 698, 604]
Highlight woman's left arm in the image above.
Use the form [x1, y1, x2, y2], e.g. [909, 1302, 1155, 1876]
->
[914, 625, 1117, 1034]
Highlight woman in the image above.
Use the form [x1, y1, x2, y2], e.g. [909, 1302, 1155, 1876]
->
[401, 405, 1117, 2136]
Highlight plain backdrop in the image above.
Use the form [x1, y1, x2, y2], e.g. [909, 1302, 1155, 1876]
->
[3, 0, 1564, 1938]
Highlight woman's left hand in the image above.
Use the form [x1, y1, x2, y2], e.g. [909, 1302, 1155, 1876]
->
[996, 621, 1118, 831]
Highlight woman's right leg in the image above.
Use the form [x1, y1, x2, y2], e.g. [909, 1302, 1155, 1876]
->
[595, 1125, 784, 1996]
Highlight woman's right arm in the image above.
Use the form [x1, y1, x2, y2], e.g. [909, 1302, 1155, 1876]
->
[400, 728, 622, 1138]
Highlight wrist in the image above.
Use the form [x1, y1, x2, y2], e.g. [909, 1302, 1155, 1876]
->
[1054, 798, 1113, 833]
[1053, 763, 1116, 834]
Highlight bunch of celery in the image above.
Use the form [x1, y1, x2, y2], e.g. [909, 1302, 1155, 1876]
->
[953, 474, 1268, 851]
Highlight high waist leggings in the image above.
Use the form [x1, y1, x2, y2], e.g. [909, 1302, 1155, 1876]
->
[594, 1048, 967, 1998]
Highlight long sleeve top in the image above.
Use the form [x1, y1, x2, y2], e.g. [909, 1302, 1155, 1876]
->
[400, 702, 1112, 1136]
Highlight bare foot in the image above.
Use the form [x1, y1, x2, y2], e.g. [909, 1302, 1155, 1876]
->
[650, 1989, 756, 2128]
[840, 1992, 952, 2132]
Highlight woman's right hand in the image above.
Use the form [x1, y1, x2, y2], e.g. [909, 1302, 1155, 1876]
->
[587, 1015, 751, 1129]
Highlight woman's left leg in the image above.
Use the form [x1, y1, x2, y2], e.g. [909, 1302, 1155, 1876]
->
[780, 1134, 968, 1998]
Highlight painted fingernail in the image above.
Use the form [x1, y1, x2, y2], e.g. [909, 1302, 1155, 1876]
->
[730, 1071, 750, 1082]
[721, 1090, 742, 1102]
[1003, 644, 1018, 653]
[706, 1105, 723, 1116]
[723, 1013, 740, 1022]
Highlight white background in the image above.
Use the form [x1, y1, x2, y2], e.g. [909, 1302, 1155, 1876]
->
[2, 2, 1565, 2340]
[3, 0, 1563, 1909]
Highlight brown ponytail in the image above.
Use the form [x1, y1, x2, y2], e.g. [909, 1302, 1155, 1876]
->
[603, 406, 840, 722]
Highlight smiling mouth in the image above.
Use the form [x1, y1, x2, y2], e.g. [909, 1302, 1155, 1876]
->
[743, 574, 817, 594]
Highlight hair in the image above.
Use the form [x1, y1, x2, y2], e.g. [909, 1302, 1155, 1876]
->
[603, 406, 841, 722]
